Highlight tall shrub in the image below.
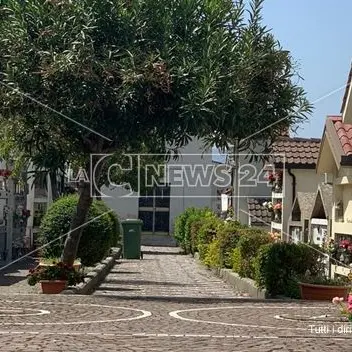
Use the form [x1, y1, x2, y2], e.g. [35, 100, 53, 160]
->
[197, 215, 223, 260]
[173, 207, 212, 253]
[232, 228, 272, 279]
[254, 243, 326, 298]
[216, 220, 243, 268]
[39, 195, 119, 266]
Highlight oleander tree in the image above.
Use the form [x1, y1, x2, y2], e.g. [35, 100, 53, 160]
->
[0, 0, 312, 265]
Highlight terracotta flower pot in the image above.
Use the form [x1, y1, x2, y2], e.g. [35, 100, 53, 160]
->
[40, 280, 67, 294]
[299, 282, 350, 301]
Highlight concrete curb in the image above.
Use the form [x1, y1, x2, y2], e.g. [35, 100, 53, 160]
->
[63, 247, 121, 295]
[193, 252, 268, 299]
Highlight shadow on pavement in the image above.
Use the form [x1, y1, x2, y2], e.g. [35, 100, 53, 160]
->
[95, 286, 143, 292]
[103, 279, 194, 287]
[92, 294, 258, 304]
[0, 257, 35, 287]
[107, 270, 141, 275]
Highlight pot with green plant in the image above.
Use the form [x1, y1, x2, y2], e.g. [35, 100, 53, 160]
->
[299, 274, 351, 301]
[27, 262, 85, 294]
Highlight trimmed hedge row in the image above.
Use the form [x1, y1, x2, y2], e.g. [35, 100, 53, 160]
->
[38, 195, 121, 266]
[173, 207, 325, 298]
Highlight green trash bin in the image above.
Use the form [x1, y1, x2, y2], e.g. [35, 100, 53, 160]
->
[121, 219, 143, 259]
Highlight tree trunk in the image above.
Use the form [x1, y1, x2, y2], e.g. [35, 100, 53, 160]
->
[50, 171, 59, 201]
[95, 186, 102, 201]
[61, 181, 93, 266]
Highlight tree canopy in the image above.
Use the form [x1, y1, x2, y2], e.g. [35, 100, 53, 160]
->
[0, 0, 311, 155]
[0, 0, 312, 264]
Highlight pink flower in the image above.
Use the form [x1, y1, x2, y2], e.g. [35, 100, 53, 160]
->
[274, 203, 282, 211]
[348, 295, 352, 304]
[332, 297, 343, 304]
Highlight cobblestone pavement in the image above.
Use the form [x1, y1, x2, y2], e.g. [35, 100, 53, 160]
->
[0, 258, 39, 295]
[0, 247, 351, 351]
[93, 246, 249, 299]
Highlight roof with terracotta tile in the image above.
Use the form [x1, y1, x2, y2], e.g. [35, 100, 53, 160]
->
[247, 198, 272, 227]
[330, 116, 352, 156]
[271, 137, 321, 168]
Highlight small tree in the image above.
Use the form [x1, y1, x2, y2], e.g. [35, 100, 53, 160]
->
[0, 0, 311, 265]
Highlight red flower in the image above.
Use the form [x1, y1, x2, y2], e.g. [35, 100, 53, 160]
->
[265, 172, 276, 182]
[340, 240, 350, 248]
[0, 169, 12, 178]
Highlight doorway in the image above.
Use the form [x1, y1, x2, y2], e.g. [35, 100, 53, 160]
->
[138, 185, 170, 236]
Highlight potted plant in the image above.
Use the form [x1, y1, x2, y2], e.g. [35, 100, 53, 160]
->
[27, 262, 85, 294]
[299, 274, 351, 301]
[332, 295, 352, 322]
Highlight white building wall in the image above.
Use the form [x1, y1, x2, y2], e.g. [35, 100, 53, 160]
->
[167, 139, 215, 233]
[101, 138, 217, 235]
[101, 185, 139, 220]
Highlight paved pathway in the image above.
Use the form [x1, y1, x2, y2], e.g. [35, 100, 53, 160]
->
[0, 258, 39, 295]
[93, 246, 248, 299]
[0, 247, 351, 351]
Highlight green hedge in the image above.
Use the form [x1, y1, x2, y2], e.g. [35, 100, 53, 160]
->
[217, 221, 243, 268]
[173, 207, 213, 253]
[39, 195, 120, 266]
[204, 220, 242, 268]
[174, 207, 327, 299]
[232, 228, 272, 279]
[254, 243, 326, 298]
[196, 214, 223, 260]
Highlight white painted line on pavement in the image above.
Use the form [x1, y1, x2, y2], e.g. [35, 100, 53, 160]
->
[0, 308, 50, 317]
[0, 301, 151, 326]
[0, 331, 351, 340]
[169, 305, 330, 332]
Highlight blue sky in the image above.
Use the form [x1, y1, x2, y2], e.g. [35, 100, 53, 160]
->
[262, 0, 351, 138]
